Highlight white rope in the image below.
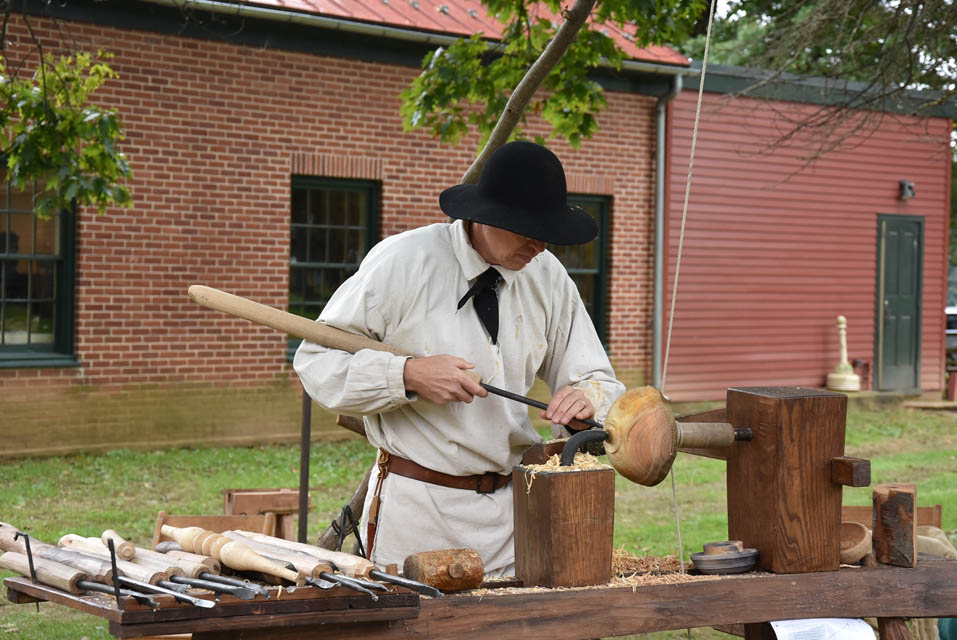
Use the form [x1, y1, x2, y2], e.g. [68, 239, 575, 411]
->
[661, 0, 717, 392]
[663, 0, 718, 587]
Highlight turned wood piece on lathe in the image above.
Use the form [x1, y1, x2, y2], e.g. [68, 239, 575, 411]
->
[161, 525, 305, 585]
[602, 386, 744, 486]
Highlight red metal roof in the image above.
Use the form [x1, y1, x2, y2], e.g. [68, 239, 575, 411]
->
[248, 0, 688, 66]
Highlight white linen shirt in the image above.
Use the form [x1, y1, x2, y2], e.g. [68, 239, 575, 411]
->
[294, 219, 624, 573]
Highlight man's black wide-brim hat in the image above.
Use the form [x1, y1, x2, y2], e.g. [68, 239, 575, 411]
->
[439, 141, 598, 246]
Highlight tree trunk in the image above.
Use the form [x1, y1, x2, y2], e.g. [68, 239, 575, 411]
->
[460, 0, 597, 184]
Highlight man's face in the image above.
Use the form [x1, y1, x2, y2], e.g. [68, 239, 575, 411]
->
[472, 224, 547, 270]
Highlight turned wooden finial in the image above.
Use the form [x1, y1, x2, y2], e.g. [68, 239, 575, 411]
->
[827, 315, 861, 391]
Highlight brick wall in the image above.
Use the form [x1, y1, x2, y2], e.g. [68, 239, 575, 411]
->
[0, 15, 658, 455]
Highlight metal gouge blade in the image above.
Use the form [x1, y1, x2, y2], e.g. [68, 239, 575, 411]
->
[77, 580, 159, 609]
[304, 576, 338, 590]
[318, 572, 378, 600]
[337, 574, 390, 592]
[170, 575, 256, 600]
[368, 569, 443, 598]
[118, 576, 216, 608]
[198, 572, 270, 599]
[325, 560, 390, 592]
[157, 580, 190, 593]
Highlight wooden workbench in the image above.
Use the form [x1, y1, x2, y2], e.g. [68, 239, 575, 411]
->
[7, 554, 957, 639]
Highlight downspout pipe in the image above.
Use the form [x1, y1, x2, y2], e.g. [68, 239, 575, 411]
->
[652, 73, 682, 390]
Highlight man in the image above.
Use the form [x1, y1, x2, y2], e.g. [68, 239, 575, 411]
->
[294, 141, 624, 575]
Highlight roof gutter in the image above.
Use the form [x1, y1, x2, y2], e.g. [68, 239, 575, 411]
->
[652, 73, 683, 391]
[139, 0, 695, 76]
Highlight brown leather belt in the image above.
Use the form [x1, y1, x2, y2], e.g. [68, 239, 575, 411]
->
[365, 450, 512, 558]
[387, 452, 511, 493]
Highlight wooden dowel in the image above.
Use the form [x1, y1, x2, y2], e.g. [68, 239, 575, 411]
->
[675, 422, 736, 449]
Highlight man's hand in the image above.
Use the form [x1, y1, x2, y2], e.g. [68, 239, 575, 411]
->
[403, 355, 488, 405]
[541, 386, 594, 428]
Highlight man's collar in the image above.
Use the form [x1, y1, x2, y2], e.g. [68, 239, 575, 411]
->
[449, 220, 520, 286]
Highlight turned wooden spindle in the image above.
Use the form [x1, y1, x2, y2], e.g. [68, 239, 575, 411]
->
[161, 524, 304, 585]
[827, 315, 861, 391]
[602, 386, 745, 486]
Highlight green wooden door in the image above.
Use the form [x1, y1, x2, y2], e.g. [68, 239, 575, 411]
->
[875, 215, 923, 392]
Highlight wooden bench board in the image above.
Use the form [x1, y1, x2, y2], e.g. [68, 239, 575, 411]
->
[192, 555, 957, 640]
[9, 555, 957, 639]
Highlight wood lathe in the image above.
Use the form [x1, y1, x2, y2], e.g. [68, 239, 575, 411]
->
[186, 286, 873, 579]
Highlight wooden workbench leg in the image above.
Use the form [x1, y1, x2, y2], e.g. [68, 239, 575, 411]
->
[877, 617, 912, 640]
[743, 622, 775, 639]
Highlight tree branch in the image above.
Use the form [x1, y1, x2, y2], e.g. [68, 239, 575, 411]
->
[460, 0, 597, 184]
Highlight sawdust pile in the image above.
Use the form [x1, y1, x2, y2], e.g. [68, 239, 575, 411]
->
[520, 452, 610, 494]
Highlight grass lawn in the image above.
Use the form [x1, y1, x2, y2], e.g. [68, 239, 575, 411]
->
[1, 400, 955, 639]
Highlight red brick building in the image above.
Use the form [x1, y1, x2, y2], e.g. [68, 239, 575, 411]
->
[0, 1, 951, 455]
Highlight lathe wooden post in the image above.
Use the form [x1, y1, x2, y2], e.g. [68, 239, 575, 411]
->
[512, 466, 615, 588]
[726, 387, 848, 574]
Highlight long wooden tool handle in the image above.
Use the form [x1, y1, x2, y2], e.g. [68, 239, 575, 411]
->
[101, 530, 135, 561]
[0, 551, 87, 594]
[187, 285, 408, 357]
[233, 530, 374, 578]
[188, 285, 484, 388]
[161, 524, 304, 585]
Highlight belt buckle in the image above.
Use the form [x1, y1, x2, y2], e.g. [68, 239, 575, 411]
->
[475, 472, 497, 494]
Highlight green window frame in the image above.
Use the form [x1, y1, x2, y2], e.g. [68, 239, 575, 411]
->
[288, 176, 379, 359]
[551, 194, 610, 345]
[0, 173, 76, 368]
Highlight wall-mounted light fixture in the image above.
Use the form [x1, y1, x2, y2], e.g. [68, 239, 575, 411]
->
[899, 180, 916, 200]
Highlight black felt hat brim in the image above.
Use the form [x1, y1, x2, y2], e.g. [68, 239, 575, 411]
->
[440, 184, 598, 246]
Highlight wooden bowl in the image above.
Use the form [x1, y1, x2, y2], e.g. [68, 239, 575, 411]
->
[839, 521, 871, 564]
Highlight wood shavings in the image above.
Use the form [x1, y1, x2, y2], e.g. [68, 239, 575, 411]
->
[611, 571, 721, 590]
[458, 565, 724, 598]
[612, 547, 685, 574]
[520, 452, 610, 493]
